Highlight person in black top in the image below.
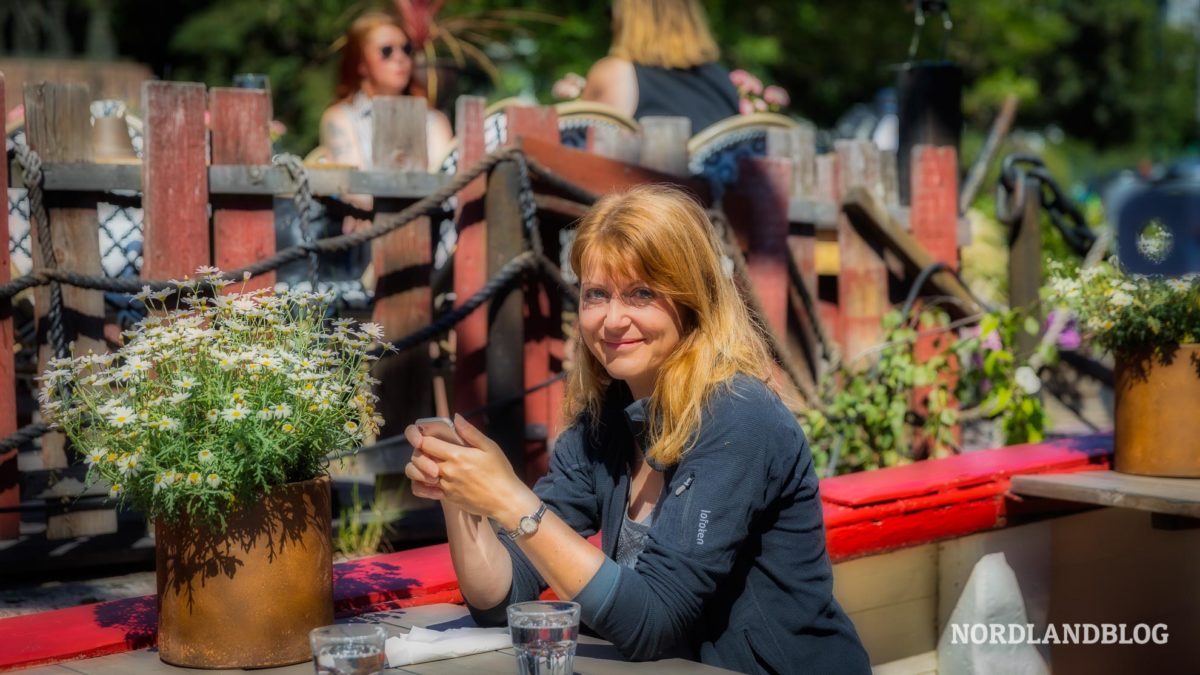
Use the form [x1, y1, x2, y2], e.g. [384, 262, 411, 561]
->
[580, 0, 740, 134]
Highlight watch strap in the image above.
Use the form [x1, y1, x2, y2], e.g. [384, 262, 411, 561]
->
[502, 501, 547, 541]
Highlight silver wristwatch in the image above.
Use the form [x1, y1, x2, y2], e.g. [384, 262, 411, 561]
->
[500, 502, 547, 541]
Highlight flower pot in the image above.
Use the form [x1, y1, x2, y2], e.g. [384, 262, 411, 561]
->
[155, 475, 333, 668]
[1114, 344, 1200, 477]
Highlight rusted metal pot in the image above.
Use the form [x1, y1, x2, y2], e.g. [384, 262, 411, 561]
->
[155, 475, 333, 668]
[1114, 344, 1200, 477]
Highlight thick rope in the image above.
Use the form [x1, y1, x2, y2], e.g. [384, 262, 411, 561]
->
[272, 153, 319, 286]
[12, 142, 69, 360]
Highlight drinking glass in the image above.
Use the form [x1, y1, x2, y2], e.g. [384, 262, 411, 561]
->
[309, 624, 387, 675]
[507, 601, 580, 675]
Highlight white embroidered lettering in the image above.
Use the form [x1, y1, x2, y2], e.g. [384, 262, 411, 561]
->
[696, 509, 710, 545]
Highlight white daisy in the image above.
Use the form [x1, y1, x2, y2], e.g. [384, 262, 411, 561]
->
[107, 406, 136, 427]
[108, 484, 124, 498]
[206, 473, 222, 488]
[187, 472, 202, 485]
[221, 405, 250, 423]
[197, 449, 214, 463]
[155, 417, 179, 431]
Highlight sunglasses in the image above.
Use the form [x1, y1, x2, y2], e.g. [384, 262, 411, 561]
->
[380, 43, 415, 60]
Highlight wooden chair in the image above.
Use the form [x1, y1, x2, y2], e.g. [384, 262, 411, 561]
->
[687, 112, 807, 197]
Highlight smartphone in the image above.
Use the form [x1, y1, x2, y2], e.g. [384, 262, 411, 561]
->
[414, 416, 464, 445]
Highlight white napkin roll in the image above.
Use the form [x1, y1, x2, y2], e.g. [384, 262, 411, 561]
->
[385, 625, 512, 666]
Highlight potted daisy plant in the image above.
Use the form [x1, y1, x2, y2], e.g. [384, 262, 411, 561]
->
[40, 267, 391, 668]
[1047, 257, 1200, 477]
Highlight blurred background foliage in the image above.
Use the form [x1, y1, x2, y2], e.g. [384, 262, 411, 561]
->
[9, 0, 1200, 185]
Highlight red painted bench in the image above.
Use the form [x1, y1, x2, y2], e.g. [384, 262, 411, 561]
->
[0, 434, 1111, 672]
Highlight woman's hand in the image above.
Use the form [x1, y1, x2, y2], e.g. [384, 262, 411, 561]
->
[403, 424, 445, 501]
[414, 414, 535, 523]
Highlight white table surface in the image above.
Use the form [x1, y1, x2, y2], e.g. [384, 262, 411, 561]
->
[22, 603, 736, 674]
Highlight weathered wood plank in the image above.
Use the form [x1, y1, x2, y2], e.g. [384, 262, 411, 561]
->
[507, 106, 560, 481]
[141, 81, 210, 281]
[209, 88, 274, 291]
[0, 74, 17, 540]
[638, 116, 690, 176]
[518, 136, 710, 203]
[7, 162, 446, 198]
[451, 96, 488, 420]
[842, 187, 979, 321]
[484, 162, 526, 479]
[729, 157, 791, 338]
[24, 81, 106, 472]
[835, 139, 888, 363]
[1010, 470, 1200, 518]
[909, 145, 959, 269]
[370, 96, 432, 437]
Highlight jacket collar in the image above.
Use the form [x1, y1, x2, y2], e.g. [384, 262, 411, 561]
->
[622, 396, 669, 472]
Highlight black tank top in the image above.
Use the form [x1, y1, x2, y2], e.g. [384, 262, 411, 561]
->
[633, 62, 740, 134]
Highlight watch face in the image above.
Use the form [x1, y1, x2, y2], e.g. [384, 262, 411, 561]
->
[519, 516, 538, 535]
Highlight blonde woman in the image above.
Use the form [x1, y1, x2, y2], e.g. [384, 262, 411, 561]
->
[404, 186, 868, 673]
[580, 0, 740, 132]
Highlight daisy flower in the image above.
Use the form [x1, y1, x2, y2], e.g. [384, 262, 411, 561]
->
[197, 449, 214, 463]
[221, 405, 250, 423]
[107, 406, 136, 427]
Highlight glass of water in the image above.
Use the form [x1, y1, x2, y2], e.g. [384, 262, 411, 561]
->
[507, 601, 580, 675]
[309, 624, 387, 675]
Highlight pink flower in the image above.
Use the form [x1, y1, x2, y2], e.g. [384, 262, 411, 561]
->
[763, 85, 790, 108]
[739, 98, 755, 115]
[729, 69, 763, 96]
[552, 72, 586, 100]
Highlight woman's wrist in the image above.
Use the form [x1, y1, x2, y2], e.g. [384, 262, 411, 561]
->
[493, 484, 543, 533]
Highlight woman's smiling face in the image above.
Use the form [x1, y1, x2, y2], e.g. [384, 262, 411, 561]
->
[578, 269, 684, 399]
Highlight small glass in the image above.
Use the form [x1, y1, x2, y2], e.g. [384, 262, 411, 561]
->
[507, 601, 581, 675]
[309, 624, 387, 675]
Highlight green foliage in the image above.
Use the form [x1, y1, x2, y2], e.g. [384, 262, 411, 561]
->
[1047, 258, 1200, 357]
[334, 483, 400, 558]
[803, 307, 1048, 476]
[40, 270, 391, 529]
[100, 0, 1199, 161]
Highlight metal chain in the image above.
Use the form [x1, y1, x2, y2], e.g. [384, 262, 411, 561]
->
[996, 153, 1097, 257]
[272, 153, 319, 288]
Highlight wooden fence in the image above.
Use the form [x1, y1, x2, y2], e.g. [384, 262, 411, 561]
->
[1, 77, 971, 563]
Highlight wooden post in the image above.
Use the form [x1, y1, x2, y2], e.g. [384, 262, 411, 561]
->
[24, 82, 115, 538]
[1010, 178, 1042, 357]
[484, 161, 527, 480]
[769, 126, 821, 388]
[816, 152, 842, 345]
[910, 146, 960, 269]
[638, 117, 690, 176]
[590, 125, 641, 164]
[141, 82, 210, 281]
[835, 139, 888, 363]
[0, 74, 18, 540]
[910, 145, 963, 457]
[730, 157, 791, 338]
[24, 82, 106, 470]
[370, 96, 432, 436]
[507, 106, 559, 481]
[209, 88, 275, 291]
[452, 96, 489, 421]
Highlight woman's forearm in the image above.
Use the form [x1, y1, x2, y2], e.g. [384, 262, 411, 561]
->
[496, 492, 607, 603]
[443, 501, 514, 610]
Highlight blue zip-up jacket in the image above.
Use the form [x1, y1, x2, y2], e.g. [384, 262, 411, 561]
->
[468, 374, 870, 674]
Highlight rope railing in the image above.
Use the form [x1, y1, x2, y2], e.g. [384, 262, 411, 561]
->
[1, 136, 826, 458]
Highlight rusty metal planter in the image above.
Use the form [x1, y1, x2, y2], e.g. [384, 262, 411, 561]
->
[1114, 344, 1200, 477]
[155, 475, 333, 668]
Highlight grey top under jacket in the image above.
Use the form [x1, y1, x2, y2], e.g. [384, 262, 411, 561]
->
[466, 374, 870, 675]
[615, 512, 653, 569]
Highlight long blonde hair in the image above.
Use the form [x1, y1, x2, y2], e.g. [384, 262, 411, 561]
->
[565, 185, 774, 467]
[609, 0, 720, 69]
